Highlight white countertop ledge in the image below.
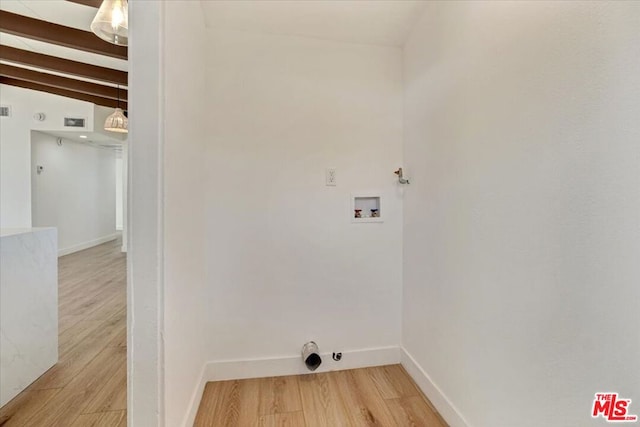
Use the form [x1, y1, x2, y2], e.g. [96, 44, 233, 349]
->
[0, 227, 56, 238]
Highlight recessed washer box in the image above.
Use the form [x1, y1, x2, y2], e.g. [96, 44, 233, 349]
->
[352, 193, 383, 223]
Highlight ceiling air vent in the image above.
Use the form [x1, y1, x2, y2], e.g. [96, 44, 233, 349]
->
[0, 105, 11, 117]
[64, 117, 86, 128]
[99, 144, 123, 150]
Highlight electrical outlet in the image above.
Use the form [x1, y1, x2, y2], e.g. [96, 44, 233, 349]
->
[326, 168, 337, 186]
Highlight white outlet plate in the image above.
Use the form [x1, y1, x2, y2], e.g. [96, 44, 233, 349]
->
[326, 168, 337, 186]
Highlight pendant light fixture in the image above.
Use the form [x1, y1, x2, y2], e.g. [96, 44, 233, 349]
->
[91, 0, 128, 46]
[104, 85, 128, 133]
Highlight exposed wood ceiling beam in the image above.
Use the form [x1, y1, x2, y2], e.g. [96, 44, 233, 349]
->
[0, 46, 127, 86]
[0, 63, 128, 100]
[66, 0, 102, 7]
[0, 10, 127, 60]
[0, 77, 127, 110]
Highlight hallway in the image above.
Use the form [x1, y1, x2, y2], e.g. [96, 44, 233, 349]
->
[0, 239, 126, 427]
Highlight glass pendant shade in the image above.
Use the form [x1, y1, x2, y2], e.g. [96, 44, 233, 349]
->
[104, 108, 128, 133]
[91, 0, 128, 46]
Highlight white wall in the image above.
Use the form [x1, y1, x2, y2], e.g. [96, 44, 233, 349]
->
[128, 1, 163, 425]
[115, 155, 123, 231]
[402, 2, 640, 427]
[31, 132, 117, 255]
[0, 84, 94, 228]
[163, 2, 208, 427]
[134, 9, 405, 426]
[204, 30, 403, 361]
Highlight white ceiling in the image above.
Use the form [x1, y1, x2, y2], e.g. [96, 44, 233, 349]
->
[0, 0, 97, 31]
[0, 33, 128, 72]
[1, 0, 425, 73]
[200, 0, 427, 47]
[43, 130, 124, 151]
[0, 0, 128, 72]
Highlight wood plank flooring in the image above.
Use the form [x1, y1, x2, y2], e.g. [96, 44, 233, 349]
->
[0, 239, 126, 427]
[1, 238, 446, 426]
[194, 365, 448, 427]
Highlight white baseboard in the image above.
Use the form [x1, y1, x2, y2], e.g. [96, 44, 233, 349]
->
[182, 363, 209, 427]
[58, 234, 118, 257]
[401, 348, 470, 427]
[182, 346, 400, 427]
[207, 346, 401, 381]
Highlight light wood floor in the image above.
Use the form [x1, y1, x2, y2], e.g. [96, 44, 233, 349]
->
[0, 239, 127, 427]
[195, 364, 448, 427]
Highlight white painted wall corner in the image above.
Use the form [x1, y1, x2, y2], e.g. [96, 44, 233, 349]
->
[181, 362, 209, 427]
[401, 348, 471, 427]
